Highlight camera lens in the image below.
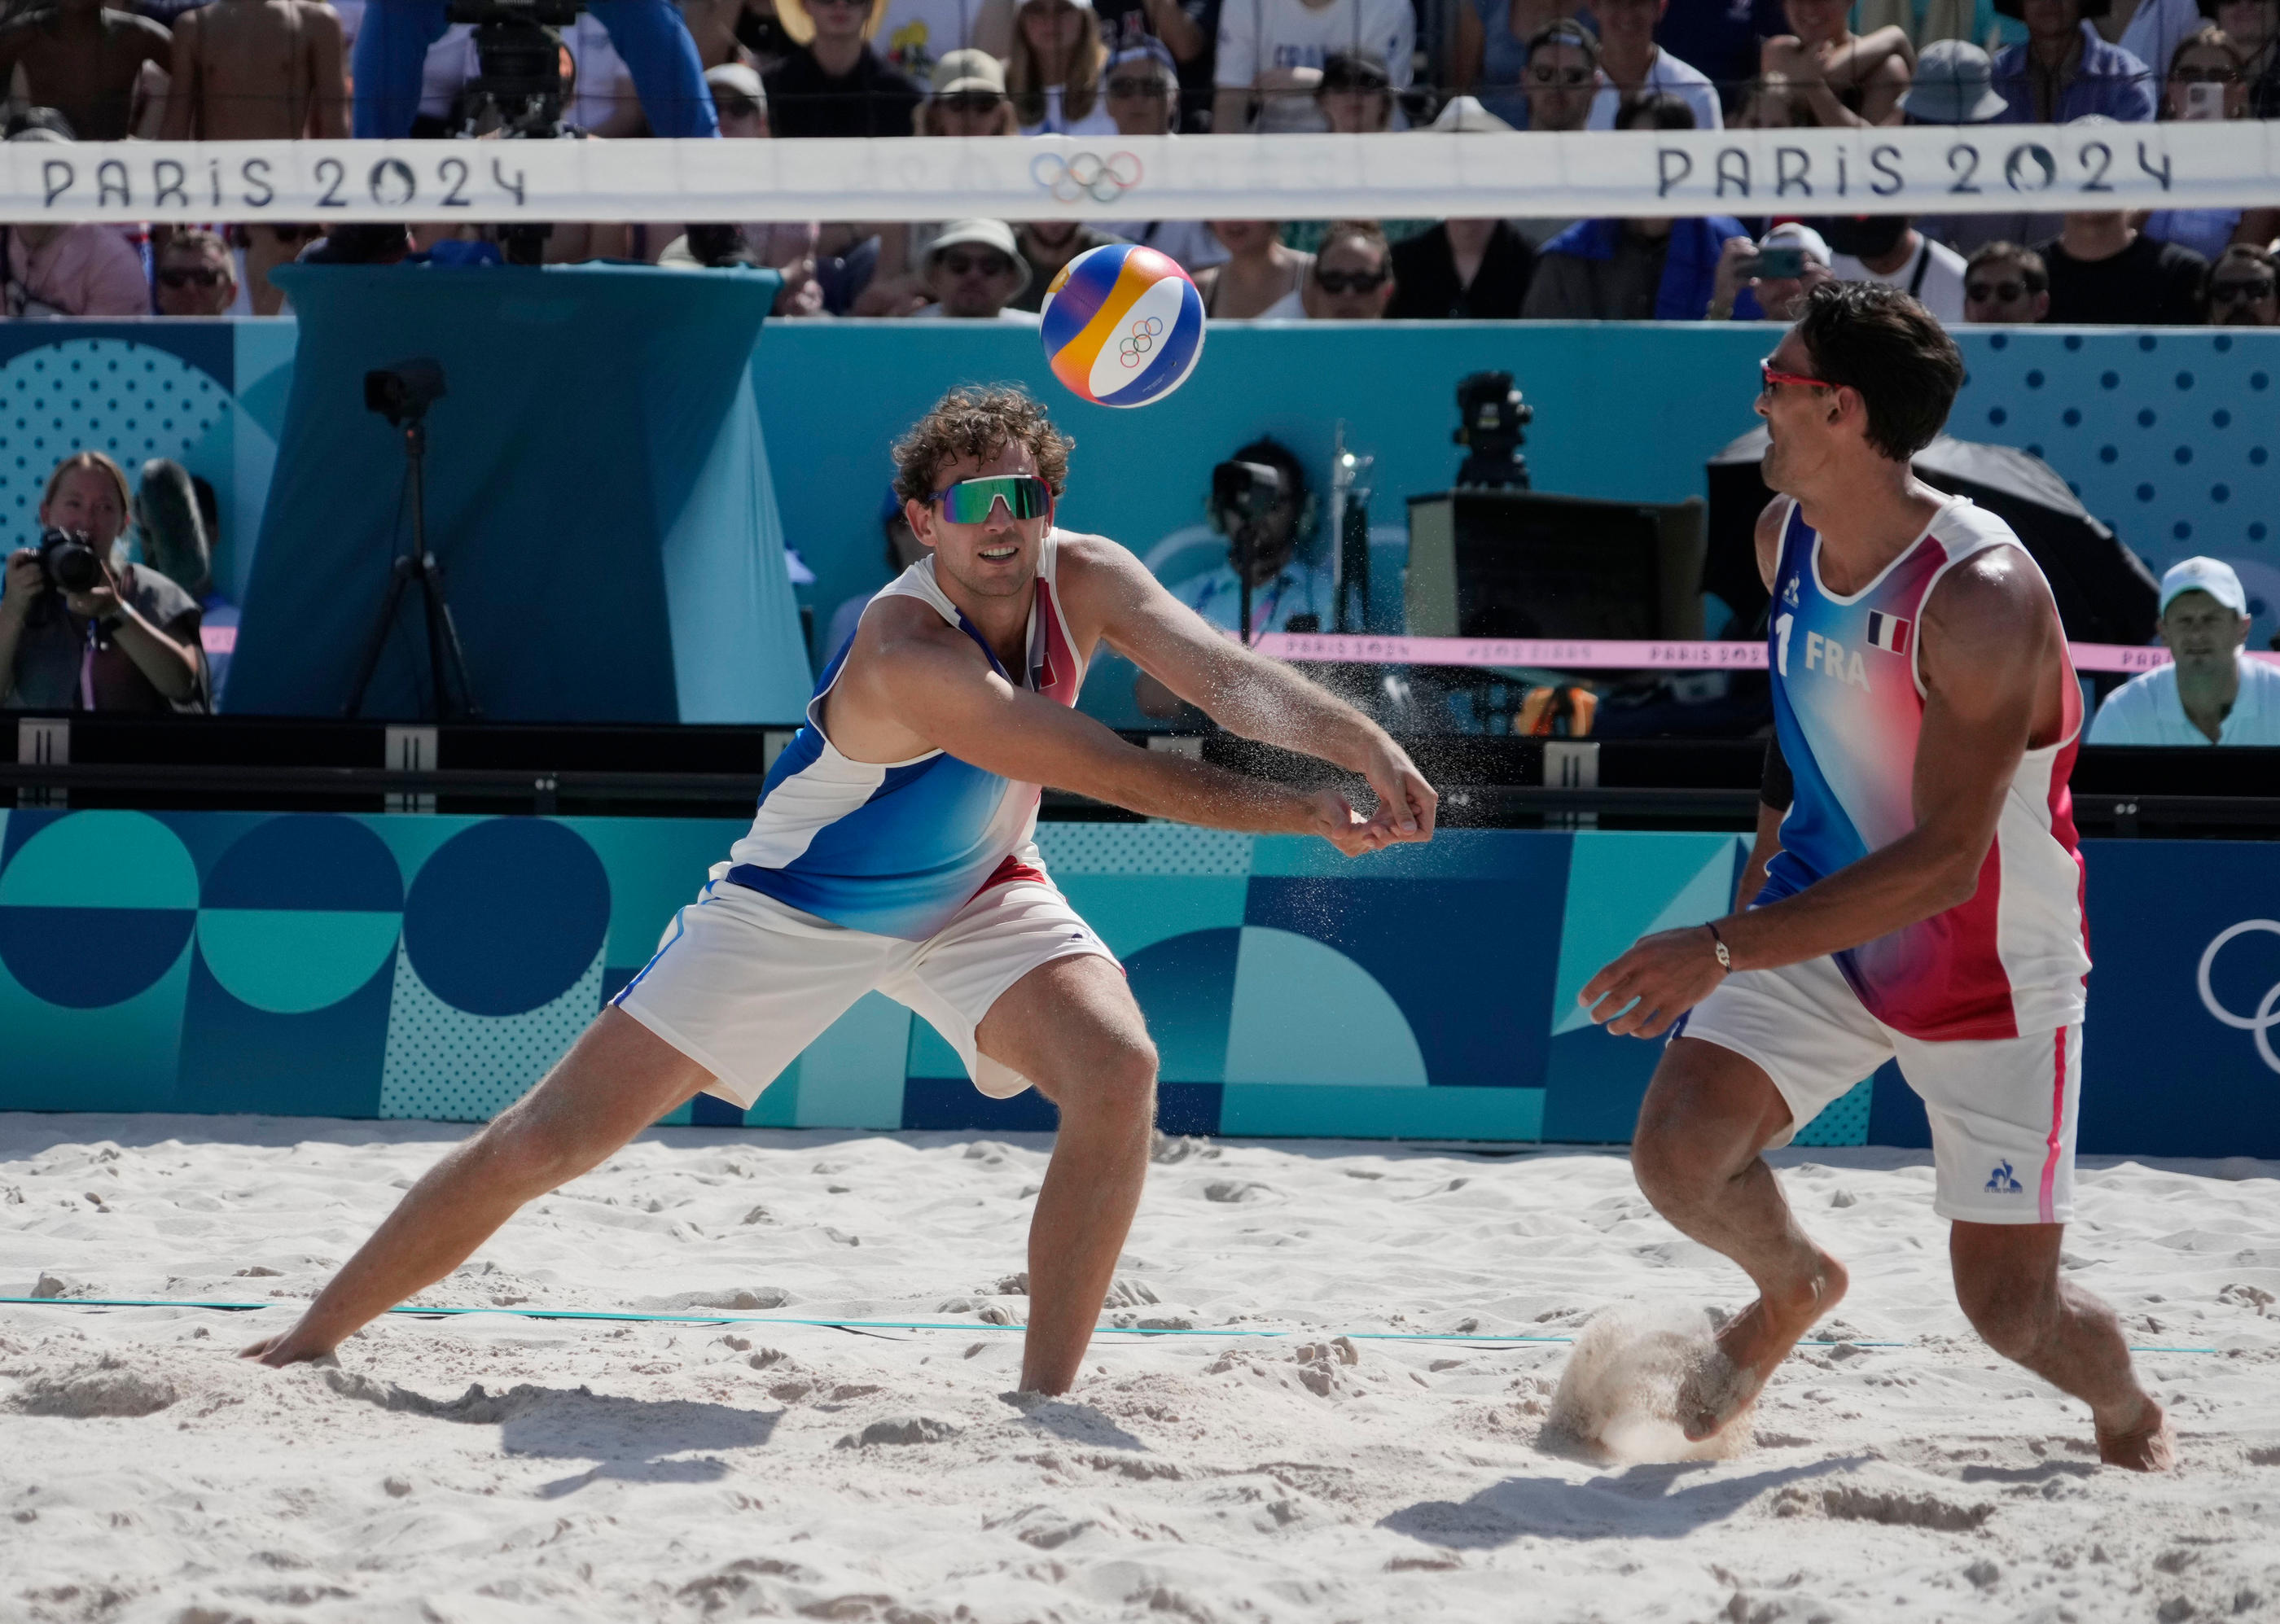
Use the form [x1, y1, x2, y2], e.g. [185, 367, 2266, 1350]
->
[51, 541, 102, 593]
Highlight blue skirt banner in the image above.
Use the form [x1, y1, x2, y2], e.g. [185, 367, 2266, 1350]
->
[0, 808, 2263, 1157]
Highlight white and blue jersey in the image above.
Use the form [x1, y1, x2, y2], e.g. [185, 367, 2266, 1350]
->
[721, 532, 1087, 942]
[1761, 495, 2088, 1041]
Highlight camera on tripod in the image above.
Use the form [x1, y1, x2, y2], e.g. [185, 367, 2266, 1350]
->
[446, 0, 586, 261]
[1453, 370, 1532, 490]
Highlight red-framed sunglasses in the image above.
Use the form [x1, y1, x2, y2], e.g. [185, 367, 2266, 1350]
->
[1760, 359, 1833, 392]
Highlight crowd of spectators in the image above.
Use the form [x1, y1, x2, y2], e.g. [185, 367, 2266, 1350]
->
[0, 0, 2273, 324]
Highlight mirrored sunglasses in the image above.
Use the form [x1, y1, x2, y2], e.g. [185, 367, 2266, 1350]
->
[932, 474, 1052, 523]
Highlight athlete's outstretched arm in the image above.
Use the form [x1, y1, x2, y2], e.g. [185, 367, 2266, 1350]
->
[861, 626, 1390, 855]
[1583, 549, 2059, 1035]
[1073, 536, 1436, 843]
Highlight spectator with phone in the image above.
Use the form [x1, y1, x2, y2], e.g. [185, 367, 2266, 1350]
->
[1961, 241, 2052, 322]
[2142, 30, 2277, 264]
[1706, 221, 1831, 321]
[0, 452, 206, 714]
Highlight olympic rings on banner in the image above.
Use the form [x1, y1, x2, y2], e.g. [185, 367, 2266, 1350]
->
[1031, 151, 1145, 204]
[2198, 919, 2280, 1074]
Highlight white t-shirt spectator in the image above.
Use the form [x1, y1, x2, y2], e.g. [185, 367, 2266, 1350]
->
[1019, 86, 1120, 136]
[1168, 557, 1335, 633]
[2087, 658, 2280, 746]
[1585, 49, 1722, 131]
[1831, 233, 1968, 326]
[1214, 0, 1416, 133]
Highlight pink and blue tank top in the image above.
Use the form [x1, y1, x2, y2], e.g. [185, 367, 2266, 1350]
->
[722, 532, 1086, 941]
[1760, 496, 2089, 1041]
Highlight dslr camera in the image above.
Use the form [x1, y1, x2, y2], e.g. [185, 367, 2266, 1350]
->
[32, 526, 105, 621]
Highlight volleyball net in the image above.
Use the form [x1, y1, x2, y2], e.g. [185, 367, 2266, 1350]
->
[3, 121, 2273, 223]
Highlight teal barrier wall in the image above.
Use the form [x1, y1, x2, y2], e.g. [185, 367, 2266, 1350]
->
[2, 322, 2272, 713]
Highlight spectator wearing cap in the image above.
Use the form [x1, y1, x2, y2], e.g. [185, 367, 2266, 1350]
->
[1, 132, 147, 317]
[1386, 98, 1540, 318]
[1526, 96, 1746, 319]
[1212, 0, 1414, 133]
[2206, 243, 2278, 326]
[1707, 221, 1832, 321]
[1096, 44, 1229, 272]
[1825, 215, 1969, 323]
[1759, 0, 1915, 125]
[153, 229, 239, 317]
[875, 0, 1014, 81]
[0, 0, 169, 141]
[1450, 0, 1581, 128]
[2089, 558, 2280, 745]
[915, 220, 1039, 319]
[2142, 30, 2277, 265]
[1302, 221, 1396, 319]
[1906, 41, 2048, 257]
[1011, 0, 1116, 133]
[1962, 240, 2052, 322]
[1515, 20, 1598, 131]
[669, 63, 824, 315]
[1586, 0, 1722, 130]
[1989, 0, 2156, 122]
[1089, 0, 1212, 129]
[764, 0, 923, 136]
[1275, 55, 1434, 256]
[2036, 206, 2208, 323]
[916, 44, 1019, 130]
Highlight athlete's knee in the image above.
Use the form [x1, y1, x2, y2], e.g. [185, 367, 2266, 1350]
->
[1064, 1031, 1157, 1123]
[1954, 1260, 2059, 1362]
[1631, 1127, 1721, 1217]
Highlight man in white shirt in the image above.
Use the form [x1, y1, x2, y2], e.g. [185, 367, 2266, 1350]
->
[1212, 0, 1414, 133]
[1585, 0, 1721, 130]
[2089, 558, 2280, 746]
[1827, 216, 1969, 326]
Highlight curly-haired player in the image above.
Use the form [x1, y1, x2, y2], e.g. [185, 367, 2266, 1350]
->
[245, 385, 1436, 1395]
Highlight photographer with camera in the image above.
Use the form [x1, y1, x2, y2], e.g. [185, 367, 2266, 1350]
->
[0, 453, 207, 714]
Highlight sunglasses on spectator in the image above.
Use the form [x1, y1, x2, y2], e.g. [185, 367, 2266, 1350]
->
[2170, 64, 2239, 81]
[1966, 279, 2030, 303]
[1107, 76, 1168, 97]
[1760, 359, 1832, 392]
[940, 249, 1015, 278]
[1314, 266, 1388, 293]
[940, 90, 1005, 113]
[1528, 63, 1593, 85]
[158, 265, 226, 288]
[932, 474, 1052, 523]
[810, 0, 870, 8]
[2212, 277, 2276, 303]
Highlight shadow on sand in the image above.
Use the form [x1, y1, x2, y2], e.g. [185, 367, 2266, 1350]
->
[1379, 1455, 1866, 1548]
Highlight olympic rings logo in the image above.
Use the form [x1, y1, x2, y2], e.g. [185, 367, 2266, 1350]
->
[1030, 151, 1144, 204]
[2197, 919, 2280, 1072]
[1117, 315, 1164, 368]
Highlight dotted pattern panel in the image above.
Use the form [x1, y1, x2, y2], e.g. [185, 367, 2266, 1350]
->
[1, 340, 226, 534]
[1789, 1078, 1872, 1147]
[1959, 330, 2278, 637]
[375, 940, 602, 1123]
[1034, 822, 1253, 877]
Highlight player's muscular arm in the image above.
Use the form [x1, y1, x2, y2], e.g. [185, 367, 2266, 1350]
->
[842, 616, 1388, 856]
[1069, 536, 1436, 841]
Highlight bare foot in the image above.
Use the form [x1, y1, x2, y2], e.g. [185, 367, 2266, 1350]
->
[1677, 1250, 1849, 1442]
[2096, 1398, 2177, 1472]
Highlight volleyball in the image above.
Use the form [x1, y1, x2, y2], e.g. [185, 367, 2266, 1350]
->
[1038, 243, 1205, 410]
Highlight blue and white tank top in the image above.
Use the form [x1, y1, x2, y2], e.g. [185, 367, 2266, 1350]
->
[1761, 495, 2088, 1041]
[722, 532, 1087, 942]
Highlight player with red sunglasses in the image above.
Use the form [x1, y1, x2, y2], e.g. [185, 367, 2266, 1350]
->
[244, 385, 1435, 1398]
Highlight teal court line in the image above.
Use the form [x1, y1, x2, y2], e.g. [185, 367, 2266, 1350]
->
[0, 1298, 2223, 1354]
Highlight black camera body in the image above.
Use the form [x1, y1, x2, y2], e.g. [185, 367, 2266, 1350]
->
[366, 359, 448, 427]
[1454, 370, 1532, 490]
[39, 526, 103, 594]
[447, 0, 586, 151]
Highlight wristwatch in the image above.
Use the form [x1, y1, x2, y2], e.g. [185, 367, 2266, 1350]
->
[1704, 921, 1732, 972]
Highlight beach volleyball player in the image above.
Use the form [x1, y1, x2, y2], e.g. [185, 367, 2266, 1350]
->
[244, 386, 1436, 1394]
[1580, 284, 2173, 1470]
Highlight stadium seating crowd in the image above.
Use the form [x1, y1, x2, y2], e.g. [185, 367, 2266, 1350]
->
[0, 0, 2271, 322]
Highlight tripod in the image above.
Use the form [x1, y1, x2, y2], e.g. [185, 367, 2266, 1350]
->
[344, 409, 481, 720]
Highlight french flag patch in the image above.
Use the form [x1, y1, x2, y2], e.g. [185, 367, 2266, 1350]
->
[1865, 611, 1911, 654]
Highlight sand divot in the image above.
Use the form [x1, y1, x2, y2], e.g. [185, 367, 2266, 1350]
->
[1541, 1302, 1753, 1464]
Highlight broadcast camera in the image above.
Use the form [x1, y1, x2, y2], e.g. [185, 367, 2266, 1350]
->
[366, 359, 449, 427]
[446, 0, 586, 262]
[1453, 370, 1532, 490]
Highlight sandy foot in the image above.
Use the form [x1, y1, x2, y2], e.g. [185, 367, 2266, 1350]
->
[4, 1114, 2278, 1622]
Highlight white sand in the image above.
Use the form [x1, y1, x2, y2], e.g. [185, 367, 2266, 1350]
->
[5, 1112, 2279, 1624]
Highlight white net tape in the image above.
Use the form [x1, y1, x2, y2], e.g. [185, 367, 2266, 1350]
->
[4, 123, 2273, 224]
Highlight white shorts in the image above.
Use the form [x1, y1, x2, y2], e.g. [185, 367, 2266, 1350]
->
[1678, 953, 2080, 1225]
[611, 866, 1117, 1110]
